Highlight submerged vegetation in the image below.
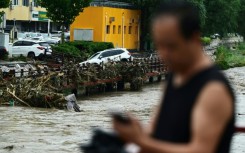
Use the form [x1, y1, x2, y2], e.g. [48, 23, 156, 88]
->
[215, 43, 245, 70]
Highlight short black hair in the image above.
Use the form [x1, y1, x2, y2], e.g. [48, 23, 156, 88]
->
[153, 0, 201, 39]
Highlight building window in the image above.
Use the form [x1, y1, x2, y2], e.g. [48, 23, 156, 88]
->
[135, 26, 138, 35]
[118, 26, 121, 34]
[106, 25, 110, 34]
[128, 26, 132, 34]
[33, 0, 39, 7]
[124, 26, 127, 34]
[12, 0, 19, 5]
[113, 25, 116, 34]
[23, 0, 29, 6]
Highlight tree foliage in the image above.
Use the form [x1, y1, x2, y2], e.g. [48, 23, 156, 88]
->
[203, 0, 241, 36]
[0, 0, 10, 25]
[0, 0, 9, 8]
[114, 0, 244, 49]
[37, 0, 92, 43]
[112, 0, 206, 50]
[238, 0, 245, 37]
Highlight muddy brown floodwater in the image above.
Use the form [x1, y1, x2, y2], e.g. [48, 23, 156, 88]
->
[0, 67, 245, 153]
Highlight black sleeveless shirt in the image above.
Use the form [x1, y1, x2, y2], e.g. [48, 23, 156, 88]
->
[153, 65, 235, 153]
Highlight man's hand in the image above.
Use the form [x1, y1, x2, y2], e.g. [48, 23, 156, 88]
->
[113, 115, 145, 144]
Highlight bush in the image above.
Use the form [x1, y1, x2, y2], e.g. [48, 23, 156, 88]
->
[0, 52, 8, 60]
[52, 44, 81, 58]
[201, 37, 212, 45]
[215, 47, 230, 70]
[215, 45, 245, 70]
[8, 55, 28, 62]
[67, 41, 114, 57]
[52, 41, 114, 60]
[238, 42, 245, 51]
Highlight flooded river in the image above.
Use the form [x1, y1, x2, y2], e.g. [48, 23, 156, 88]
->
[0, 67, 245, 153]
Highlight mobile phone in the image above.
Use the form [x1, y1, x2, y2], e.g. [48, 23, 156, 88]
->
[110, 111, 131, 124]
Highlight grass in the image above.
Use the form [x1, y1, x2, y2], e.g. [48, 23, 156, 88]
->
[215, 43, 245, 70]
[7, 55, 28, 62]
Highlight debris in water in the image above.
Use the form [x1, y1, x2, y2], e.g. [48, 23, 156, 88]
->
[3, 145, 14, 151]
[65, 94, 81, 112]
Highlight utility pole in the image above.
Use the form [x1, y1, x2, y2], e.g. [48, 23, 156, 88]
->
[12, 18, 16, 43]
[48, 19, 50, 36]
[122, 12, 125, 48]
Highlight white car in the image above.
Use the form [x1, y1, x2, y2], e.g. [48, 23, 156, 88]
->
[80, 48, 132, 65]
[31, 37, 45, 41]
[12, 40, 52, 59]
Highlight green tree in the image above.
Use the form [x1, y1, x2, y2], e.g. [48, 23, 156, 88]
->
[238, 0, 245, 38]
[188, 0, 206, 27]
[134, 0, 161, 50]
[38, 0, 91, 43]
[0, 0, 10, 26]
[203, 0, 241, 37]
[112, 0, 206, 51]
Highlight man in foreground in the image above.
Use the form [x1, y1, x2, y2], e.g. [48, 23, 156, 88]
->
[113, 1, 235, 153]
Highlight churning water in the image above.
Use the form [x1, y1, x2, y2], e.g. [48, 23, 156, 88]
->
[0, 67, 245, 153]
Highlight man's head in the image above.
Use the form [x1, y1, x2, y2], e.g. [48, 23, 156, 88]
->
[152, 0, 203, 72]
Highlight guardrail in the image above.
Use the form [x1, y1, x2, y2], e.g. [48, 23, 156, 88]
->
[236, 127, 245, 133]
[0, 57, 167, 83]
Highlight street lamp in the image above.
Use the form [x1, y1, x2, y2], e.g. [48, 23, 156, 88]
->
[44, 19, 51, 37]
[13, 18, 16, 28]
[48, 19, 50, 37]
[12, 18, 16, 43]
[104, 12, 108, 42]
[122, 12, 125, 48]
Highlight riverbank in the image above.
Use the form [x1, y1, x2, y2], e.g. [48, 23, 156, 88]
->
[225, 66, 245, 94]
[225, 66, 245, 153]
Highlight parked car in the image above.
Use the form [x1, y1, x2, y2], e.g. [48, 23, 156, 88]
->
[30, 33, 43, 38]
[0, 46, 8, 59]
[12, 40, 52, 59]
[80, 48, 132, 65]
[46, 37, 60, 44]
[38, 41, 52, 55]
[40, 33, 60, 44]
[31, 37, 45, 41]
[51, 31, 62, 37]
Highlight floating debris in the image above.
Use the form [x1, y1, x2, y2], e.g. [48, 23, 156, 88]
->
[0, 58, 166, 109]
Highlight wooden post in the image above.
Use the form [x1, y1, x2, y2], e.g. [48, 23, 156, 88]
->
[67, 70, 70, 85]
[21, 69, 24, 77]
[85, 86, 90, 96]
[28, 68, 32, 77]
[149, 77, 154, 83]
[0, 69, 2, 79]
[117, 80, 125, 91]
[150, 58, 153, 72]
[106, 83, 114, 91]
[157, 75, 162, 82]
[154, 58, 157, 71]
[157, 58, 161, 72]
[62, 54, 65, 66]
[10, 70, 15, 78]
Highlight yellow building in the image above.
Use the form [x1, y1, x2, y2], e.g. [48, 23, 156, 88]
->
[70, 5, 141, 50]
[0, 0, 58, 33]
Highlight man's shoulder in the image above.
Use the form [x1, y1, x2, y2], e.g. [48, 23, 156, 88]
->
[204, 66, 235, 101]
[197, 81, 234, 118]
